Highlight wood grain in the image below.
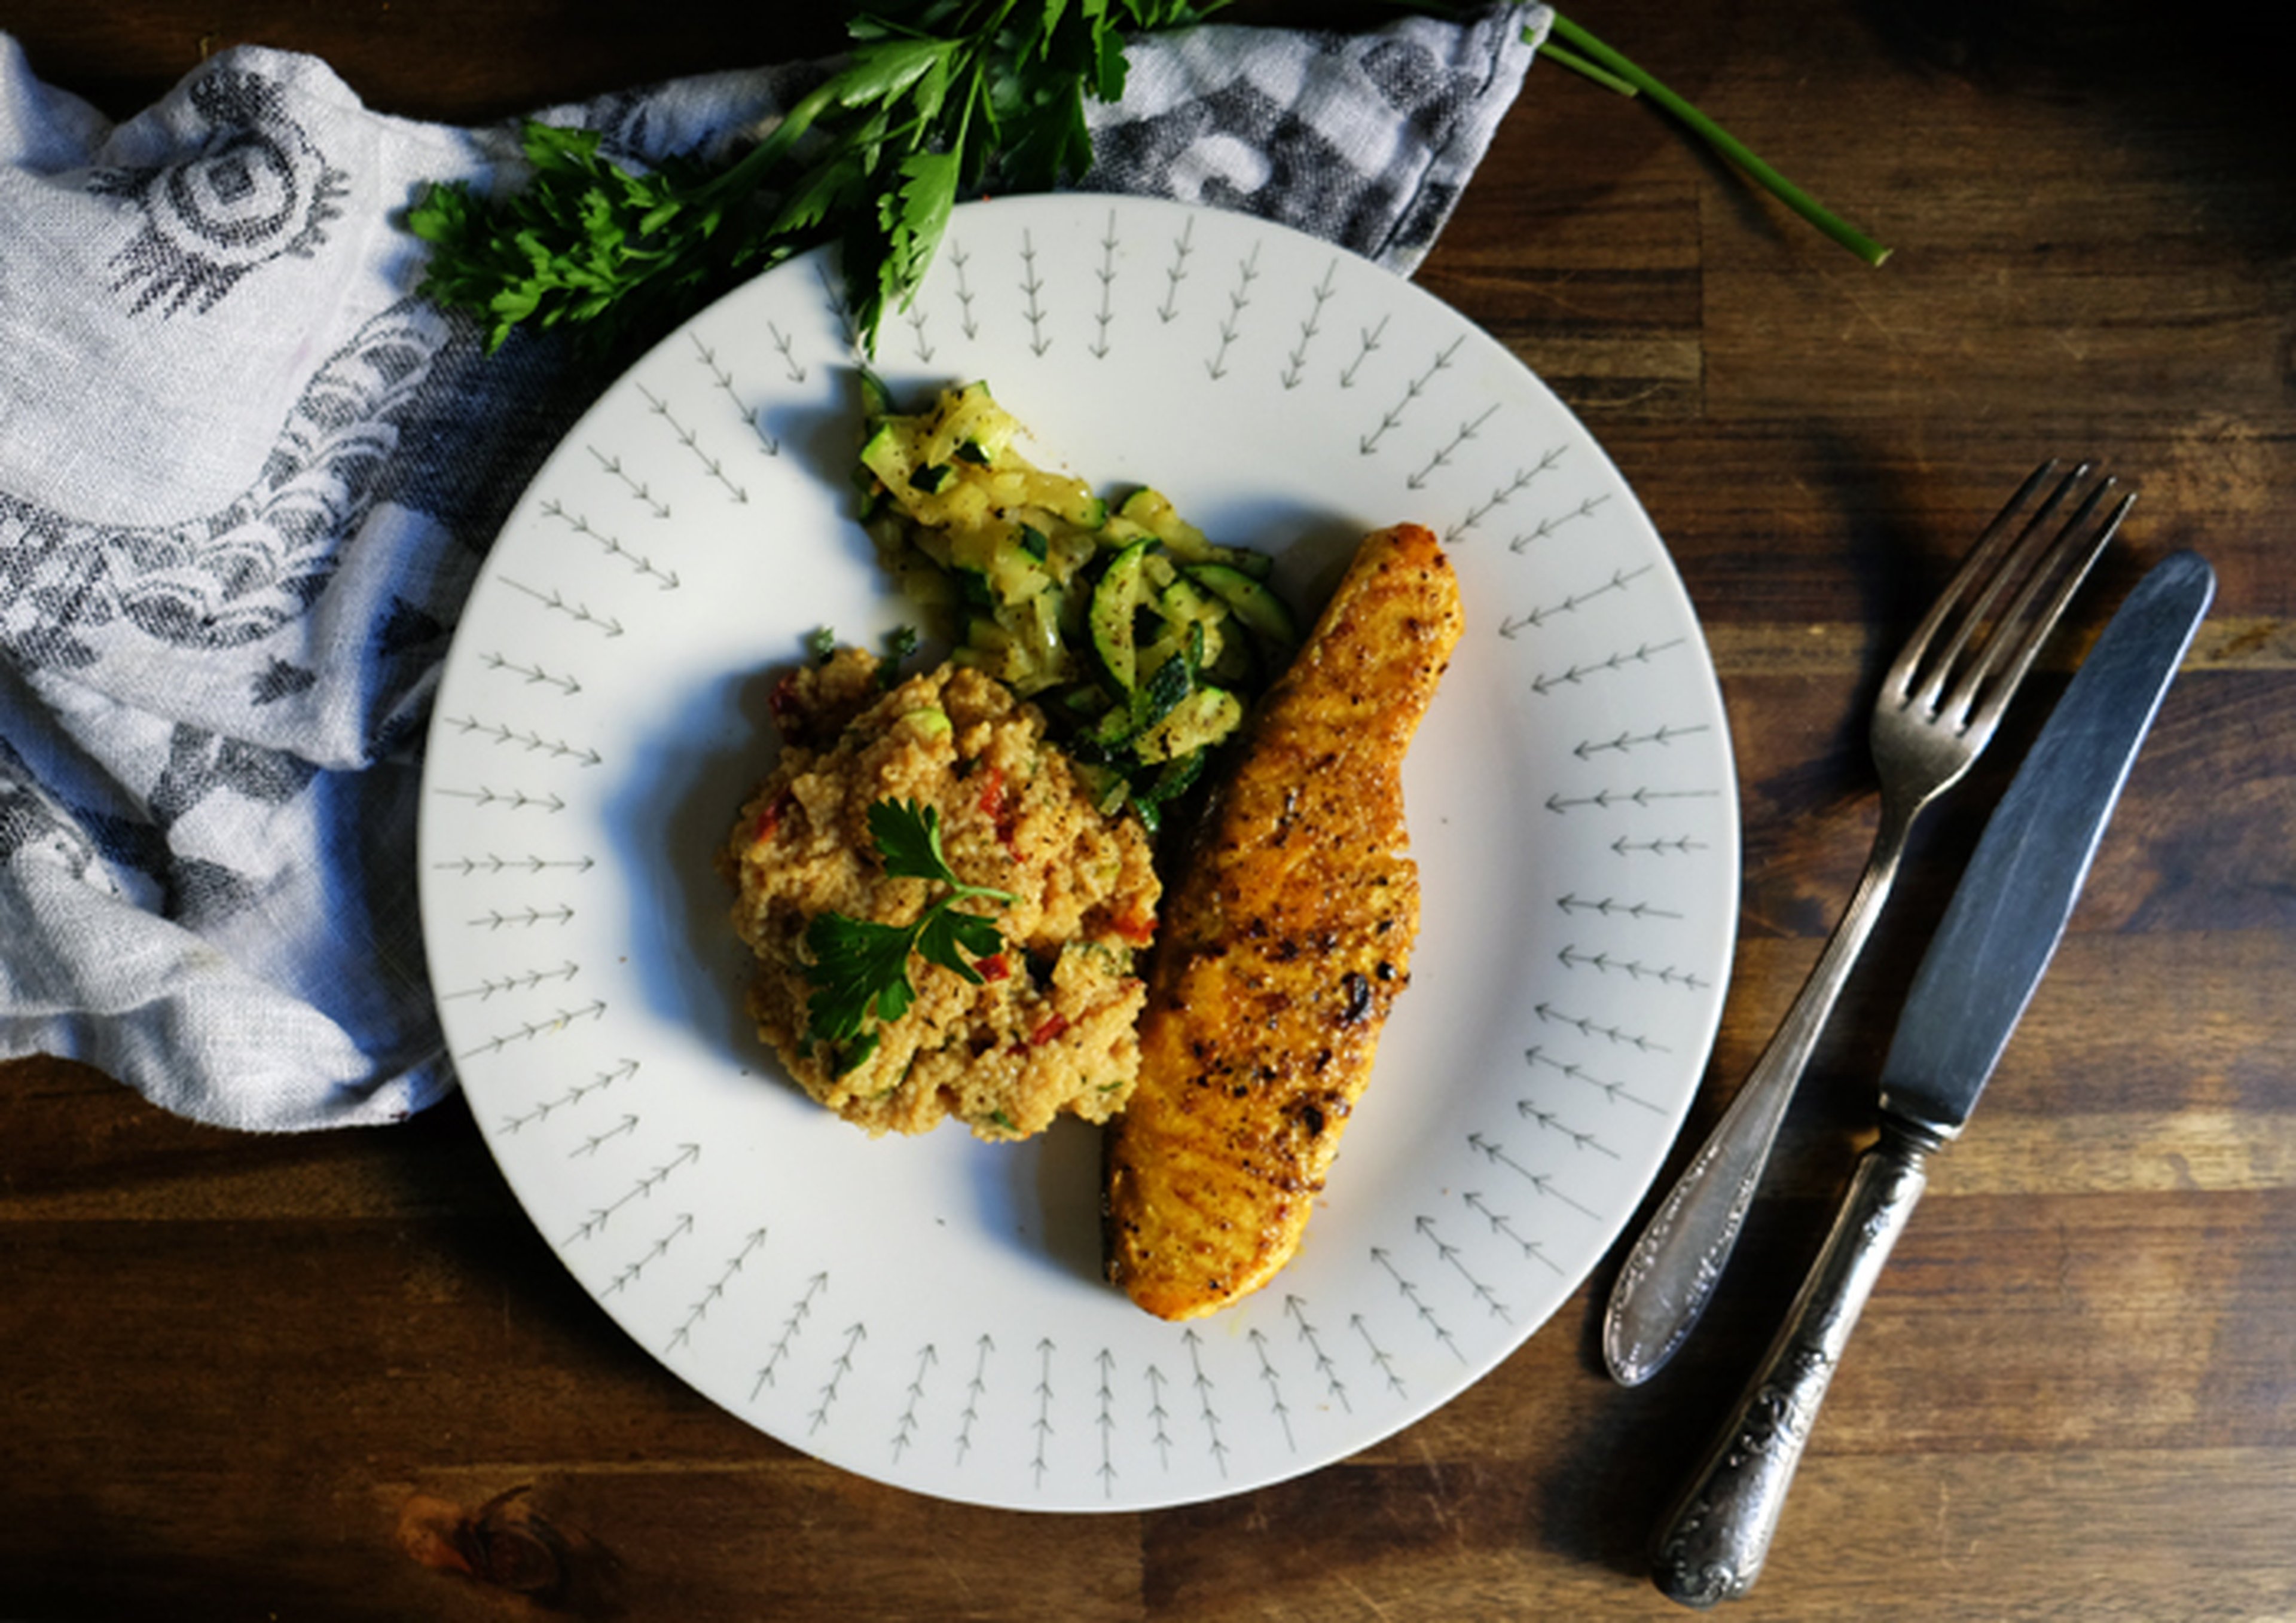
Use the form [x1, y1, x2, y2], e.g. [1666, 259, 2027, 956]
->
[5, 0, 2294, 1616]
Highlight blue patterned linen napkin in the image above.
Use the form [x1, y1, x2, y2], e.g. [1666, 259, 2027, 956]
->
[0, 6, 1549, 1130]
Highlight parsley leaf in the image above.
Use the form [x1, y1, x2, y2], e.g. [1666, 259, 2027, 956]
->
[803, 912, 925, 1041]
[407, 0, 1231, 357]
[802, 797, 1018, 1059]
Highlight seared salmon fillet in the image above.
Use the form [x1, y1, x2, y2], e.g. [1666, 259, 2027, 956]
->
[1104, 523, 1464, 1319]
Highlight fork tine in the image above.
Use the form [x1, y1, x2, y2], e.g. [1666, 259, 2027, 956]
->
[1885, 459, 2063, 707]
[1921, 463, 2096, 696]
[1948, 473, 2133, 737]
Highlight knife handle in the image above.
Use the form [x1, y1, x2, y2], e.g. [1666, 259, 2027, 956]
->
[1650, 1123, 1935, 1608]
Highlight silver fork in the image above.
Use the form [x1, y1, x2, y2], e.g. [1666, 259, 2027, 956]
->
[1602, 460, 2135, 1387]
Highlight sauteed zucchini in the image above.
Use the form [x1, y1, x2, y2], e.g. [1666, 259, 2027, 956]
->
[857, 380, 1298, 827]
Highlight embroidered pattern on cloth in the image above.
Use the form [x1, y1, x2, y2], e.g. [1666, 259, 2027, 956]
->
[91, 66, 352, 317]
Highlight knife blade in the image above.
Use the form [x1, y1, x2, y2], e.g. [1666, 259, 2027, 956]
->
[1879, 548, 2213, 1138]
[1650, 549, 2215, 1609]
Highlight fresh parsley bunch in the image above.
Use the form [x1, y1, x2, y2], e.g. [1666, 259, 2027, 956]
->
[408, 0, 1231, 357]
[408, 4, 1885, 360]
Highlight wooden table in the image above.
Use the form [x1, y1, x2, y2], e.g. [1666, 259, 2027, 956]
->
[6, 2, 2292, 1616]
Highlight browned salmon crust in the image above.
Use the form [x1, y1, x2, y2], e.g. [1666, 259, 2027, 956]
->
[1103, 524, 1464, 1319]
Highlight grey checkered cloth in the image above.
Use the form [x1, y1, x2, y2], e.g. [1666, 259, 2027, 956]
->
[0, 6, 1549, 1129]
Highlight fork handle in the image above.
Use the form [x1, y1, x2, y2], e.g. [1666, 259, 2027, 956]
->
[1602, 796, 1918, 1386]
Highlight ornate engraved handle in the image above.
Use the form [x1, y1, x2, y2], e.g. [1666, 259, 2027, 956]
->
[1650, 1123, 1935, 1607]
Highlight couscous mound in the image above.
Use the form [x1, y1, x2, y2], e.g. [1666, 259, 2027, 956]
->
[725, 650, 1161, 1140]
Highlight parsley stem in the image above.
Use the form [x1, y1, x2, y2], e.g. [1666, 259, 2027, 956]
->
[721, 77, 844, 193]
[1541, 11, 1891, 268]
[1539, 41, 1638, 99]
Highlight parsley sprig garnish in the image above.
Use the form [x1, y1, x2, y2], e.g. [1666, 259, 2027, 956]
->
[802, 797, 1016, 1065]
[407, 0, 1229, 356]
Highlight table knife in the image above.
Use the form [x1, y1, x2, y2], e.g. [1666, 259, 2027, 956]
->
[1650, 549, 2215, 1608]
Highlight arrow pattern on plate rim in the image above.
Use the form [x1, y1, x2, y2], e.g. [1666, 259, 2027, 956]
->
[893, 1343, 938, 1460]
[603, 1211, 695, 1297]
[637, 382, 749, 503]
[1545, 786, 1721, 815]
[464, 904, 575, 928]
[1338, 313, 1387, 388]
[690, 331, 784, 455]
[1467, 1131, 1605, 1223]
[441, 713, 603, 766]
[809, 1323, 867, 1433]
[1280, 261, 1339, 390]
[1531, 998, 1674, 1053]
[1613, 833, 1711, 858]
[1371, 1245, 1461, 1362]
[813, 260, 858, 352]
[1356, 336, 1461, 456]
[1030, 1339, 1057, 1485]
[1555, 944, 1712, 992]
[1182, 1329, 1229, 1475]
[667, 1225, 770, 1354]
[459, 998, 606, 1060]
[1515, 1097, 1624, 1160]
[754, 1272, 828, 1398]
[1019, 231, 1050, 357]
[1464, 1190, 1566, 1277]
[1143, 1362, 1176, 1469]
[1418, 1214, 1509, 1324]
[1507, 492, 1611, 553]
[947, 241, 981, 340]
[1445, 449, 1568, 545]
[584, 444, 672, 519]
[568, 1111, 639, 1159]
[956, 1334, 993, 1463]
[1523, 1043, 1666, 1115]
[562, 1142, 700, 1246]
[1286, 1297, 1349, 1413]
[1156, 215, 1193, 323]
[764, 319, 807, 383]
[477, 651, 582, 695]
[435, 785, 567, 816]
[1405, 404, 1501, 491]
[1095, 1348, 1119, 1496]
[904, 299, 936, 365]
[1574, 720, 1713, 759]
[1553, 895, 1685, 930]
[496, 1059, 639, 1136]
[1527, 637, 1689, 697]
[1204, 242, 1259, 380]
[497, 577, 623, 638]
[1089, 210, 1119, 360]
[1499, 564, 1653, 638]
[439, 961, 579, 1002]
[1352, 1313, 1406, 1398]
[432, 852, 595, 877]
[1248, 1329, 1297, 1451]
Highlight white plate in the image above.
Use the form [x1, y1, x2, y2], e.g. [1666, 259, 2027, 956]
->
[417, 194, 1738, 1512]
